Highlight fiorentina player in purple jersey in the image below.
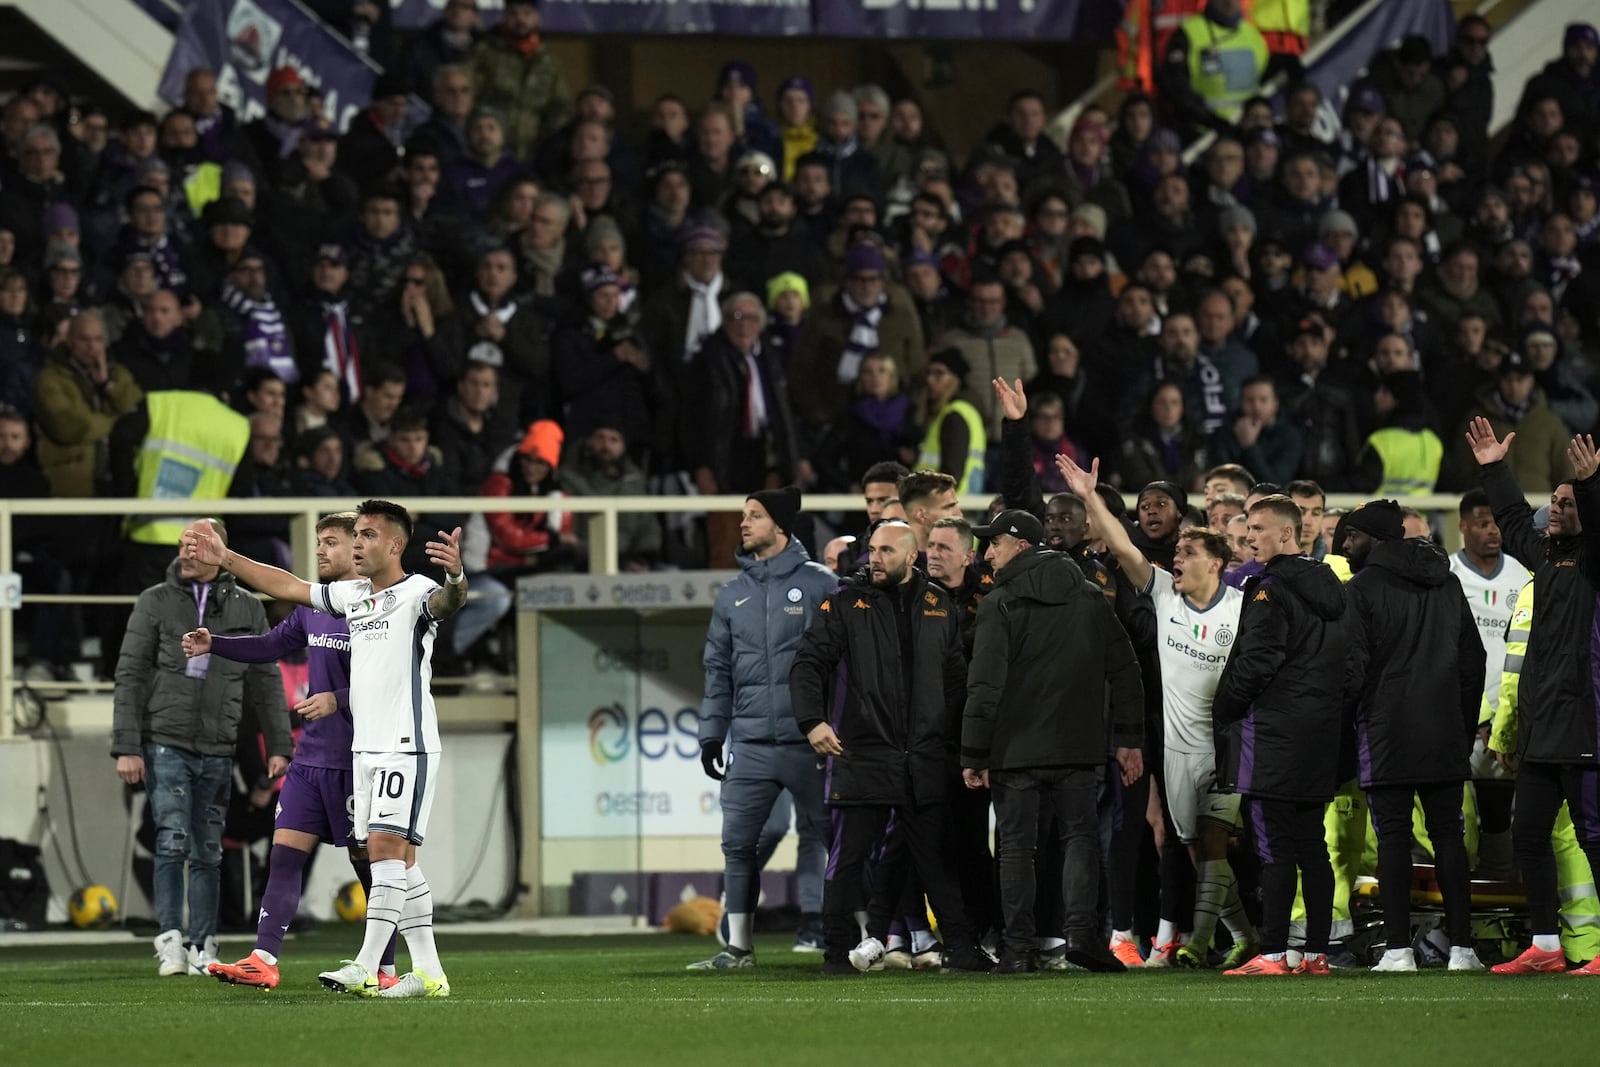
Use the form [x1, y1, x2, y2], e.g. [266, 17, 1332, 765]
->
[199, 513, 396, 991]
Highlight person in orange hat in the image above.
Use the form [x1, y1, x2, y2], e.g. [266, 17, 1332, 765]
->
[242, 66, 313, 170]
[455, 419, 576, 663]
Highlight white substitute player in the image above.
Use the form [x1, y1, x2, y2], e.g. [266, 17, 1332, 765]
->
[1449, 490, 1531, 739]
[1056, 452, 1260, 970]
[181, 500, 467, 999]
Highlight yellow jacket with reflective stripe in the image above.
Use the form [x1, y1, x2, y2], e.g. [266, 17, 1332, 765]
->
[918, 399, 987, 497]
[1179, 13, 1270, 122]
[125, 391, 250, 545]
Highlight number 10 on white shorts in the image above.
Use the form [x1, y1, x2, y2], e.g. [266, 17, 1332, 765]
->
[354, 751, 440, 845]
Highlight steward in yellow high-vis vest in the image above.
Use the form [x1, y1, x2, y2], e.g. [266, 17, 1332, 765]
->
[1365, 425, 1444, 496]
[918, 399, 986, 498]
[1156, 0, 1269, 139]
[1245, 0, 1309, 56]
[124, 391, 250, 547]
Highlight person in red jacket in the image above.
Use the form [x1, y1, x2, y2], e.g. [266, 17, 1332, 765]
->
[457, 419, 576, 664]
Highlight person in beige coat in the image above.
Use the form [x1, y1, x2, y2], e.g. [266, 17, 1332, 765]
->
[936, 277, 1038, 438]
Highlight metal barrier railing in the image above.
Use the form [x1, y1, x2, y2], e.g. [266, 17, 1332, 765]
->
[0, 490, 1509, 739]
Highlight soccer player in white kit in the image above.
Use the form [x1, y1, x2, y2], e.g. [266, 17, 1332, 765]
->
[181, 500, 467, 998]
[1057, 453, 1260, 969]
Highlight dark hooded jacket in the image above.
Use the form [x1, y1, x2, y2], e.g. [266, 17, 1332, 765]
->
[1343, 538, 1485, 787]
[790, 567, 966, 807]
[1213, 553, 1348, 802]
[961, 548, 1143, 771]
[1482, 461, 1600, 763]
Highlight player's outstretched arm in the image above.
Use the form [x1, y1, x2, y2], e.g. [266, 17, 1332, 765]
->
[426, 527, 469, 619]
[1057, 453, 1153, 590]
[181, 521, 312, 606]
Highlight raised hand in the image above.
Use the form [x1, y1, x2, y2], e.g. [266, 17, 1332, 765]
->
[425, 527, 464, 578]
[993, 377, 1028, 422]
[1465, 416, 1514, 466]
[1568, 434, 1599, 481]
[181, 522, 226, 567]
[181, 627, 212, 658]
[1054, 452, 1100, 499]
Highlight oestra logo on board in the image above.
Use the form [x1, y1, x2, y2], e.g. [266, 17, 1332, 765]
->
[588, 704, 629, 764]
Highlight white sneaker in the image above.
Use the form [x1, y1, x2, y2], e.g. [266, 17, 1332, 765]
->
[1371, 948, 1418, 972]
[1448, 946, 1487, 972]
[154, 929, 187, 977]
[911, 946, 944, 971]
[849, 936, 886, 973]
[186, 936, 219, 977]
[881, 948, 914, 970]
[378, 970, 451, 998]
[318, 959, 380, 996]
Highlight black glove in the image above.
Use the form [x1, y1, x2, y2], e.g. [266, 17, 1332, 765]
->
[700, 739, 726, 781]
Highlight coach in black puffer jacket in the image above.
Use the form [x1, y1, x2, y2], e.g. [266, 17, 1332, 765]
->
[1342, 534, 1485, 788]
[790, 565, 965, 808]
[960, 545, 1143, 772]
[1212, 553, 1348, 802]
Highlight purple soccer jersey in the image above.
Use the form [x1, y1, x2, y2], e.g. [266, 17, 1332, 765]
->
[210, 605, 353, 770]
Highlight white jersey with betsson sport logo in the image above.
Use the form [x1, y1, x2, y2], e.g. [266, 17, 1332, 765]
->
[1450, 551, 1531, 710]
[310, 574, 441, 754]
[1142, 570, 1243, 756]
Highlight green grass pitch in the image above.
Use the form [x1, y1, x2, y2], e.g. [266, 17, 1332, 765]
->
[4, 930, 1600, 1065]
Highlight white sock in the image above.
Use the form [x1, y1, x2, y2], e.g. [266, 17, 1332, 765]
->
[398, 863, 443, 976]
[725, 913, 753, 952]
[356, 859, 405, 974]
[254, 949, 277, 966]
[1382, 947, 1412, 961]
[1534, 934, 1562, 953]
[380, 964, 396, 976]
[1450, 946, 1478, 960]
[1036, 936, 1066, 951]
[1110, 928, 1134, 945]
[1264, 951, 1286, 962]
[854, 909, 869, 940]
[885, 934, 906, 951]
[1155, 919, 1179, 947]
[911, 929, 938, 954]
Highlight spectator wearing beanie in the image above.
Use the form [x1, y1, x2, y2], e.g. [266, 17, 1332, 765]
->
[552, 264, 654, 453]
[790, 240, 924, 430]
[462, 418, 576, 620]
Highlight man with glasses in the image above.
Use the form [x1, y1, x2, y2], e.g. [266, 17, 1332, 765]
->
[1439, 16, 1494, 176]
[0, 123, 77, 262]
[242, 66, 312, 175]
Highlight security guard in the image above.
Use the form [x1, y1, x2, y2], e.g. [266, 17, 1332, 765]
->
[1156, 0, 1270, 140]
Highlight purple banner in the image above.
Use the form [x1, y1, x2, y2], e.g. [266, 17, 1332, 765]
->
[1299, 0, 1456, 110]
[157, 0, 379, 132]
[811, 0, 1090, 40]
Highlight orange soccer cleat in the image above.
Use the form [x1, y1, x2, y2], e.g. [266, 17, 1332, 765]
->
[378, 971, 401, 991]
[209, 951, 279, 990]
[1292, 953, 1331, 976]
[1568, 955, 1600, 975]
[1491, 946, 1568, 974]
[1110, 937, 1144, 968]
[1223, 953, 1293, 976]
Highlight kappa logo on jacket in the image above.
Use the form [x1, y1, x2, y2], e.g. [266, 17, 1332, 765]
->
[853, 598, 871, 610]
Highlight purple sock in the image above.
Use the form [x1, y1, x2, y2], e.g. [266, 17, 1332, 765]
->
[352, 859, 398, 970]
[256, 845, 310, 958]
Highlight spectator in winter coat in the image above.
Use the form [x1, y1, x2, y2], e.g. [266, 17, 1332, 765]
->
[1211, 377, 1302, 485]
[558, 424, 661, 570]
[467, 0, 571, 158]
[552, 265, 654, 449]
[1444, 351, 1572, 493]
[33, 310, 143, 497]
[430, 359, 516, 496]
[936, 278, 1037, 439]
[351, 408, 463, 577]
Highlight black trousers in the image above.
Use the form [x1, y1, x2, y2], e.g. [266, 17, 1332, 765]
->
[1245, 796, 1333, 955]
[1368, 783, 1472, 948]
[991, 767, 1101, 952]
[1513, 761, 1600, 935]
[880, 772, 996, 941]
[1102, 764, 1150, 932]
[823, 801, 971, 963]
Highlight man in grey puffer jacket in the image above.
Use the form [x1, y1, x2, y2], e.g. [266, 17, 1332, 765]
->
[688, 487, 837, 970]
[112, 519, 291, 977]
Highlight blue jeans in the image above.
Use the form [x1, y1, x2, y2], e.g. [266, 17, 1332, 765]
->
[453, 573, 514, 656]
[143, 743, 232, 943]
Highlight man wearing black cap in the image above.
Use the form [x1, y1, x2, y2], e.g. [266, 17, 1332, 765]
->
[338, 71, 411, 188]
[1213, 494, 1347, 975]
[790, 520, 991, 975]
[960, 508, 1144, 973]
[691, 486, 837, 970]
[1340, 500, 1486, 971]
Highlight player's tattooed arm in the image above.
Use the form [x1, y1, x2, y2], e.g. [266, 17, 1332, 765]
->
[426, 527, 469, 619]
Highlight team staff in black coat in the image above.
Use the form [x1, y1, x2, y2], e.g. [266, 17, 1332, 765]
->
[790, 521, 992, 975]
[1339, 500, 1486, 973]
[1212, 495, 1347, 976]
[1467, 418, 1600, 975]
[961, 509, 1144, 975]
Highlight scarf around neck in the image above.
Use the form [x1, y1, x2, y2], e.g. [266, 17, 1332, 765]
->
[839, 291, 886, 384]
[222, 282, 297, 382]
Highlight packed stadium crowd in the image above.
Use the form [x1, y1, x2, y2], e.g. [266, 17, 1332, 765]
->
[8, 0, 1600, 986]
